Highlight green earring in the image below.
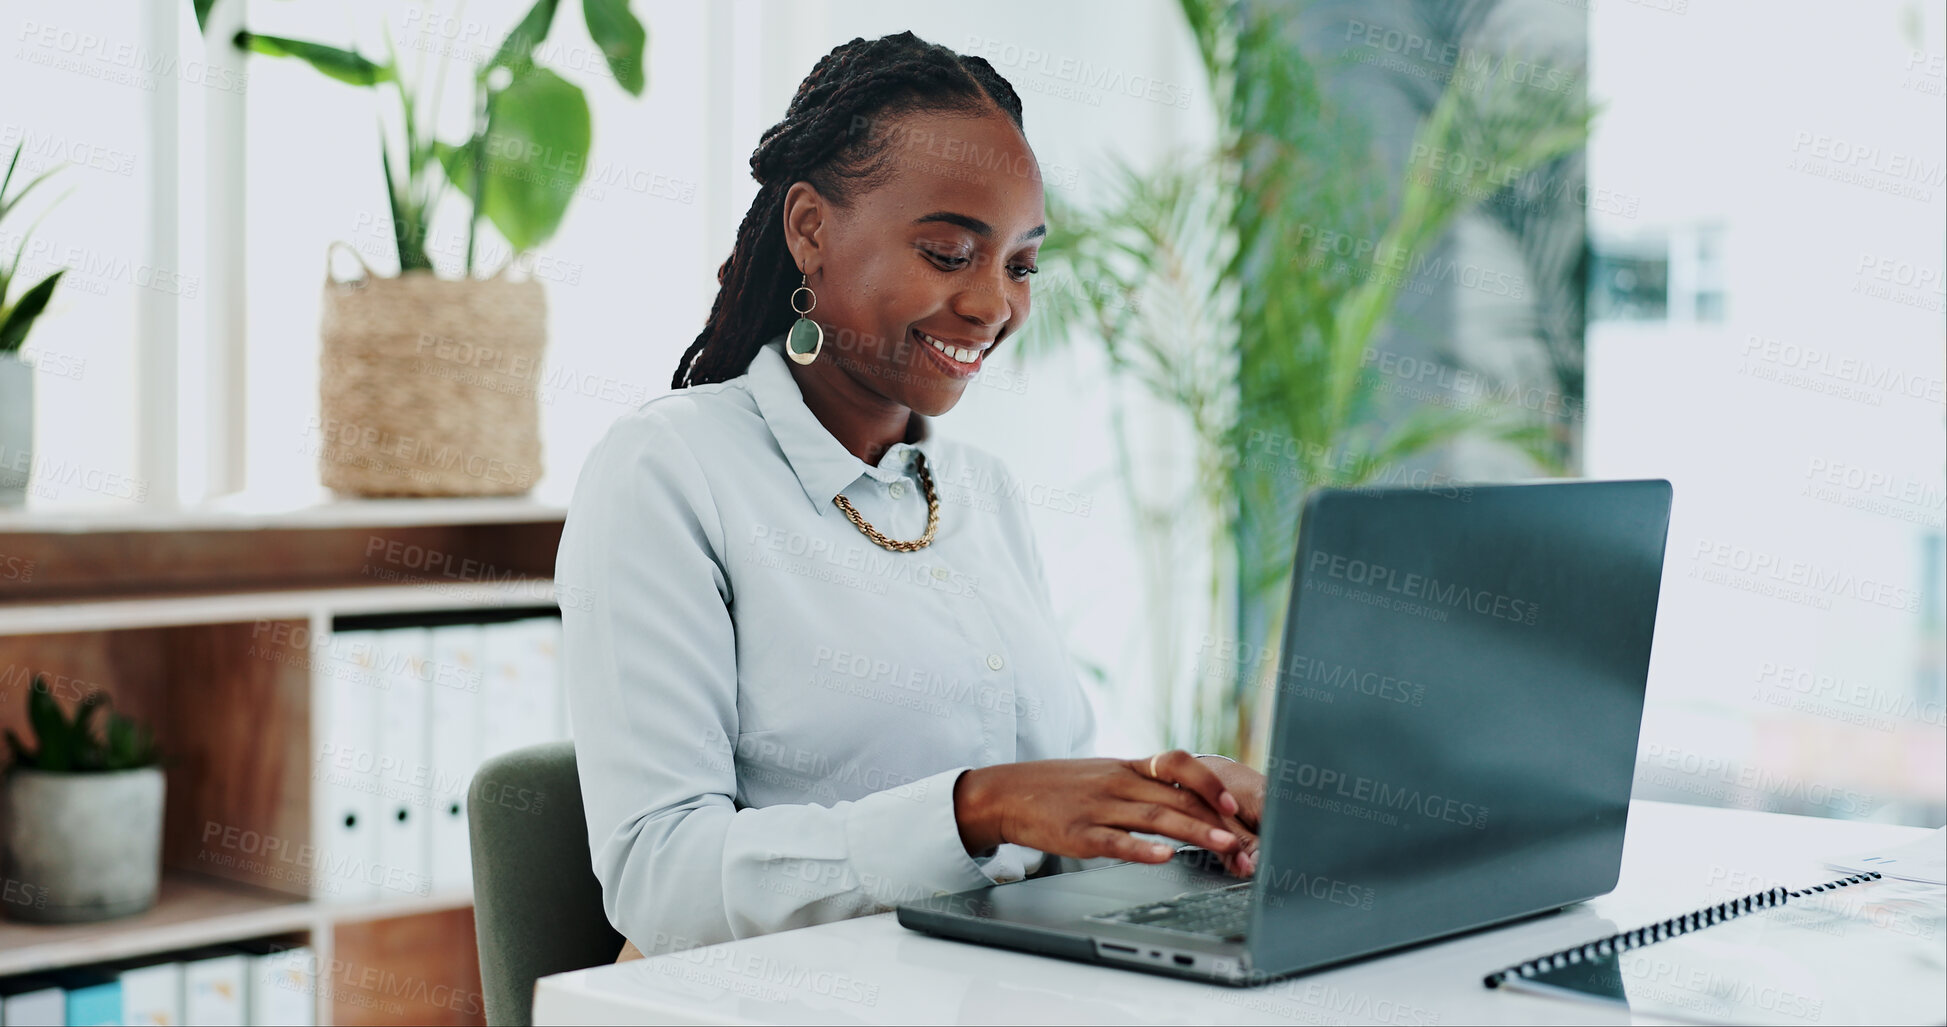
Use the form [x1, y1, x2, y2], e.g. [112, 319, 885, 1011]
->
[786, 274, 822, 365]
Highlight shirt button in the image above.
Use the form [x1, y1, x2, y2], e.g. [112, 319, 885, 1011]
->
[889, 482, 907, 499]
[986, 653, 1005, 671]
[932, 566, 950, 580]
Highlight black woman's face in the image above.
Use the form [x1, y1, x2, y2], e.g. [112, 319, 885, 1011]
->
[795, 108, 1045, 418]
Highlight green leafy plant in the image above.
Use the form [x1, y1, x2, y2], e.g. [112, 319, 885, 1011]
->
[1029, 0, 1589, 759]
[0, 146, 67, 354]
[5, 676, 160, 773]
[202, 0, 645, 274]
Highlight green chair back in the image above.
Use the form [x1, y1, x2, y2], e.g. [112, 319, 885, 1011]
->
[469, 741, 623, 1026]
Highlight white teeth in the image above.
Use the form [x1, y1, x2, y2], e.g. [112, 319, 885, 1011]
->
[918, 330, 980, 366]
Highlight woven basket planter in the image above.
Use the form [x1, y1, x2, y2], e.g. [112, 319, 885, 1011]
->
[317, 245, 545, 497]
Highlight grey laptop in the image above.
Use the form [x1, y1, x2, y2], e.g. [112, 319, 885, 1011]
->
[897, 479, 1675, 984]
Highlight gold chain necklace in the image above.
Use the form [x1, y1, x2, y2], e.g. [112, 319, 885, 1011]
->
[832, 451, 940, 552]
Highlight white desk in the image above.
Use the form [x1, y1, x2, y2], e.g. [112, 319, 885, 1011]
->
[534, 801, 1935, 1025]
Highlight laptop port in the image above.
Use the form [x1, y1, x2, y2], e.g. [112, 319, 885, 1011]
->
[1100, 943, 1137, 954]
[1173, 955, 1195, 966]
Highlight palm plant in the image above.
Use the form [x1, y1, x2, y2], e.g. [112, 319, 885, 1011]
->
[1028, 0, 1589, 759]
[1390, 0, 1592, 469]
[201, 0, 644, 274]
[0, 147, 66, 354]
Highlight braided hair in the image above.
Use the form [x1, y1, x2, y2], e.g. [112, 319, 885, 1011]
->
[671, 32, 1026, 389]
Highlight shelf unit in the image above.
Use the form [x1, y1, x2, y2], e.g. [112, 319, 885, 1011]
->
[0, 496, 566, 1026]
[0, 873, 474, 979]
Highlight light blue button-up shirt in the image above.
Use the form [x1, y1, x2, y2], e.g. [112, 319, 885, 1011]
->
[555, 338, 1099, 955]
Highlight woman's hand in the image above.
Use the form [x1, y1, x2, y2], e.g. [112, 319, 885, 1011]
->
[1197, 755, 1267, 877]
[1196, 756, 1266, 831]
[953, 750, 1253, 873]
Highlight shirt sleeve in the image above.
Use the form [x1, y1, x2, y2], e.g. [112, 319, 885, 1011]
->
[556, 409, 1001, 955]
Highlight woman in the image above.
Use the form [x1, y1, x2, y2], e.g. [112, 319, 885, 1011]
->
[557, 31, 1268, 960]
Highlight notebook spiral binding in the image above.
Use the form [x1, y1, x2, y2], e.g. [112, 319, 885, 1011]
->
[1482, 871, 1883, 989]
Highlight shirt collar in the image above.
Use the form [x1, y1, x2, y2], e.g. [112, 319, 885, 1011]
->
[744, 338, 931, 512]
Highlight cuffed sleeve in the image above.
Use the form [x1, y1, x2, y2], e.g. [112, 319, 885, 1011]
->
[838, 767, 995, 907]
[557, 411, 1001, 955]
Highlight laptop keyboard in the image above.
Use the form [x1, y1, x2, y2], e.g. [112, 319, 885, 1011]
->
[1087, 882, 1254, 942]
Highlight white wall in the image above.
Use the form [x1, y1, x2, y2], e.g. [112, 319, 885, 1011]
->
[2, 2, 175, 509]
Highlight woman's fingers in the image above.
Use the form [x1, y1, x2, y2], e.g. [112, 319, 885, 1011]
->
[1080, 825, 1177, 863]
[1199, 756, 1266, 831]
[974, 757, 1264, 868]
[1218, 811, 1257, 852]
[1159, 756, 1261, 857]
[1141, 749, 1239, 818]
[1123, 775, 1260, 853]
[1120, 756, 1250, 838]
[1122, 773, 1222, 820]
[1105, 802, 1243, 853]
[1220, 834, 1259, 877]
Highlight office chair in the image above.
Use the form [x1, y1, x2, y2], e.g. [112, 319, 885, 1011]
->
[469, 741, 624, 1027]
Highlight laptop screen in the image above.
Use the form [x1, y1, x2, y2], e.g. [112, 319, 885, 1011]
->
[1245, 479, 1673, 975]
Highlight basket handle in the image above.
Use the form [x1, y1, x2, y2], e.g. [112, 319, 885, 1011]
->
[325, 241, 376, 284]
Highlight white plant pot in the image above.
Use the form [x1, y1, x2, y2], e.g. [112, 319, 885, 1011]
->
[2, 766, 165, 923]
[0, 352, 31, 506]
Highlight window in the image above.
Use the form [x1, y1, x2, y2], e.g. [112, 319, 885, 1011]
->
[1587, 0, 1945, 826]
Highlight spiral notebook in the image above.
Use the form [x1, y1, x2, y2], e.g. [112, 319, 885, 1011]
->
[1484, 871, 1947, 1025]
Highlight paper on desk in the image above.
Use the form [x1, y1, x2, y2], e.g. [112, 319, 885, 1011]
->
[1825, 826, 1947, 885]
[1498, 878, 1946, 1025]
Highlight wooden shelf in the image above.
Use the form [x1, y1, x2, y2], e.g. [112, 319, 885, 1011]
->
[0, 492, 568, 535]
[0, 579, 560, 637]
[0, 871, 472, 977]
[1, 503, 518, 1024]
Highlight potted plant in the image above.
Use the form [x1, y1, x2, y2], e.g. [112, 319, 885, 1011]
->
[200, 0, 647, 496]
[0, 146, 67, 508]
[3, 677, 163, 923]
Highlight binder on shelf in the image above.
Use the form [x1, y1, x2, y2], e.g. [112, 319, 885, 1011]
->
[543, 616, 570, 738]
[311, 628, 382, 904]
[115, 958, 184, 1027]
[428, 622, 485, 894]
[515, 615, 564, 744]
[235, 940, 318, 1027]
[54, 970, 119, 1027]
[0, 977, 64, 1027]
[181, 948, 247, 1026]
[482, 617, 562, 759]
[479, 619, 518, 761]
[375, 627, 433, 900]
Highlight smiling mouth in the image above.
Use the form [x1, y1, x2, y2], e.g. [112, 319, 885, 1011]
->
[914, 328, 990, 377]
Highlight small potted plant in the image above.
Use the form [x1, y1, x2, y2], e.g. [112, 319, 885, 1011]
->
[0, 146, 67, 507]
[2, 677, 163, 923]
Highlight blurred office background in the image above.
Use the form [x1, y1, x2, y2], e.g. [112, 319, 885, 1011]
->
[7, 0, 1943, 833]
[0, 0, 1940, 1022]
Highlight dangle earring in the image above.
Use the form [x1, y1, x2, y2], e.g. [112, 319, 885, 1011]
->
[785, 273, 823, 365]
